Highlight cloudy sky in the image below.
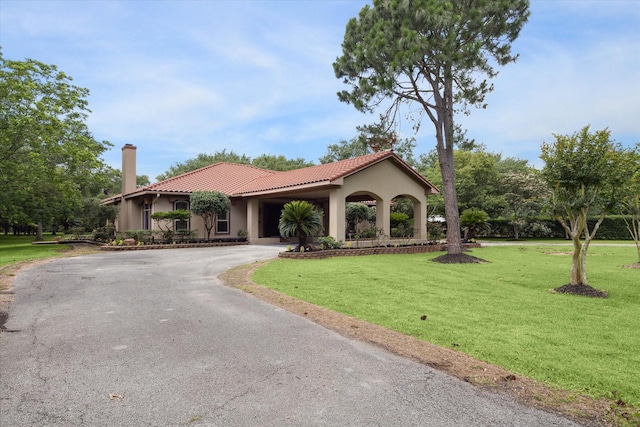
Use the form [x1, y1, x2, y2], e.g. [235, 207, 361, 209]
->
[2, 0, 639, 181]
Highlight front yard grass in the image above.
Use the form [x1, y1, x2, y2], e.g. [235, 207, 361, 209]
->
[0, 234, 69, 269]
[252, 245, 640, 409]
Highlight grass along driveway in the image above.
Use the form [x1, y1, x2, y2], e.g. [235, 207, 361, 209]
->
[251, 245, 640, 412]
[0, 235, 70, 268]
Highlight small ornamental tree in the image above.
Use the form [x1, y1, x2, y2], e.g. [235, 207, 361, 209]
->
[150, 210, 190, 241]
[541, 126, 632, 292]
[279, 200, 324, 249]
[190, 191, 230, 241]
[345, 203, 373, 235]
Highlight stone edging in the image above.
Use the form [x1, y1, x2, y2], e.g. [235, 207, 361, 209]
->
[100, 241, 250, 251]
[278, 243, 482, 259]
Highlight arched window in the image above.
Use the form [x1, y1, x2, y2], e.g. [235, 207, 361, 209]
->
[174, 200, 189, 231]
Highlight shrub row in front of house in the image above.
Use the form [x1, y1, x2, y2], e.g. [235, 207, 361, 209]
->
[100, 241, 249, 251]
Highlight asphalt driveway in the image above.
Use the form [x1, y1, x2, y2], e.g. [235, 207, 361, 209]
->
[0, 246, 580, 426]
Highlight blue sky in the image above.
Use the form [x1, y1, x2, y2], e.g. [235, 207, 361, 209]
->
[2, 0, 639, 181]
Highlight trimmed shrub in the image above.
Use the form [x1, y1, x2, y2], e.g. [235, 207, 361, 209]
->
[317, 236, 343, 249]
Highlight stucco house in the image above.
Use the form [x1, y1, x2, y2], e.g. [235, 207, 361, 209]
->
[104, 144, 439, 244]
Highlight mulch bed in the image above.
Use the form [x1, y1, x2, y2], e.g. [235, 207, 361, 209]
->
[432, 253, 487, 264]
[554, 284, 609, 298]
[100, 241, 249, 251]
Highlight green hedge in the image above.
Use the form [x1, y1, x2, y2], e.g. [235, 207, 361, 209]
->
[483, 215, 633, 240]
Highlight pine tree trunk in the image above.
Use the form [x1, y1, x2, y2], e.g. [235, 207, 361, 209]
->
[438, 152, 462, 254]
[437, 71, 462, 256]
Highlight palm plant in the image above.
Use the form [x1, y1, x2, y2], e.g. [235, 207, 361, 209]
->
[279, 200, 324, 249]
[460, 208, 491, 242]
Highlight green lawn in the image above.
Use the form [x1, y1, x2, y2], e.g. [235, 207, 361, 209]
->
[252, 245, 640, 407]
[0, 234, 69, 269]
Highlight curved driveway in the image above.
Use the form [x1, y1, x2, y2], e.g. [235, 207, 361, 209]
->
[1, 246, 580, 426]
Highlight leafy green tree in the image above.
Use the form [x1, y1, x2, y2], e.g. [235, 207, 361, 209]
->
[345, 203, 374, 234]
[190, 191, 230, 241]
[417, 147, 538, 220]
[460, 208, 490, 241]
[278, 200, 324, 249]
[251, 154, 313, 171]
[541, 126, 631, 289]
[319, 123, 416, 165]
[454, 150, 504, 216]
[78, 198, 118, 232]
[105, 172, 150, 196]
[501, 171, 547, 240]
[157, 150, 316, 181]
[320, 138, 369, 164]
[0, 51, 111, 239]
[334, 0, 530, 260]
[156, 150, 251, 181]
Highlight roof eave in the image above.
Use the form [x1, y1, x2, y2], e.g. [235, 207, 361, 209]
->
[234, 180, 339, 197]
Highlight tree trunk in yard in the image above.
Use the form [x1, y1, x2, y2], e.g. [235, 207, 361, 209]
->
[559, 213, 587, 286]
[35, 222, 43, 242]
[570, 235, 584, 286]
[437, 139, 462, 256]
[580, 214, 607, 286]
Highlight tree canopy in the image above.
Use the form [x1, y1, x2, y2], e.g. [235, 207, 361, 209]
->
[156, 150, 314, 181]
[334, 0, 530, 259]
[190, 191, 230, 240]
[417, 146, 540, 221]
[319, 122, 416, 165]
[0, 50, 111, 238]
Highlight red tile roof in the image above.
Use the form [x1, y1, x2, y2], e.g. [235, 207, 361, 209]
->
[233, 150, 433, 195]
[105, 150, 438, 203]
[144, 162, 274, 194]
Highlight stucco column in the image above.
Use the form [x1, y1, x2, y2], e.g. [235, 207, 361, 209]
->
[246, 199, 260, 242]
[414, 198, 427, 240]
[120, 198, 133, 231]
[376, 197, 390, 239]
[328, 188, 345, 241]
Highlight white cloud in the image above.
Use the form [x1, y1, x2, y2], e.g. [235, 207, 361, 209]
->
[2, 0, 637, 179]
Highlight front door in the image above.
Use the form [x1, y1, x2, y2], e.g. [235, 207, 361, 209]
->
[263, 203, 284, 237]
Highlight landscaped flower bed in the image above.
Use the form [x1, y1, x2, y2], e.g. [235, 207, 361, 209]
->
[278, 243, 481, 259]
[100, 241, 249, 251]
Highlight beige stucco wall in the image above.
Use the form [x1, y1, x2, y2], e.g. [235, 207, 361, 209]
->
[342, 159, 429, 201]
[116, 195, 248, 239]
[332, 159, 429, 241]
[229, 200, 248, 238]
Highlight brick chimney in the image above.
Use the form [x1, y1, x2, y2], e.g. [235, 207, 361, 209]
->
[121, 144, 137, 195]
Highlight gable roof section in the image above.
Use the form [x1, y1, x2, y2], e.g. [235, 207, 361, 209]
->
[233, 150, 438, 196]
